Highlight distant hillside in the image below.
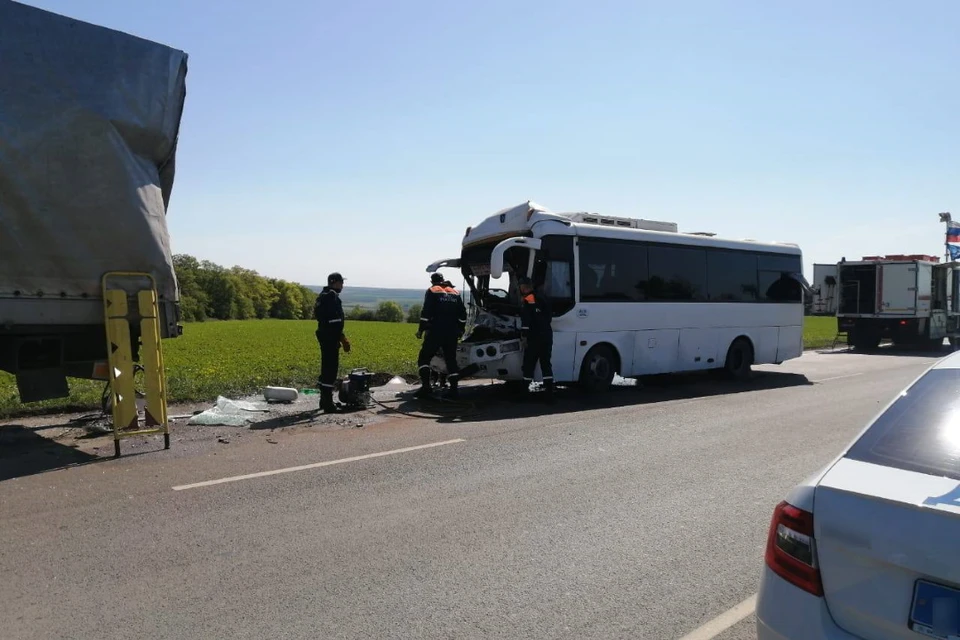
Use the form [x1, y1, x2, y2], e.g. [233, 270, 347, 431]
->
[308, 286, 424, 311]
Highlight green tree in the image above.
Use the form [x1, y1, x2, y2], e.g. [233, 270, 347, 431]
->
[348, 305, 376, 321]
[231, 266, 279, 319]
[298, 285, 318, 320]
[375, 301, 404, 323]
[172, 254, 210, 321]
[271, 280, 306, 319]
[406, 304, 422, 324]
[200, 264, 241, 320]
[171, 254, 322, 322]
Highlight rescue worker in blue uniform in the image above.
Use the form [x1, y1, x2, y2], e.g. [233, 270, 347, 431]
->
[314, 272, 351, 412]
[519, 277, 554, 402]
[416, 273, 466, 399]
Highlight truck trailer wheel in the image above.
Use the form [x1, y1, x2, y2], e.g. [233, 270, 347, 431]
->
[579, 345, 617, 393]
[724, 338, 754, 380]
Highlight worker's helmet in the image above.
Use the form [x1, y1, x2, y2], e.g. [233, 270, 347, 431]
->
[430, 273, 444, 285]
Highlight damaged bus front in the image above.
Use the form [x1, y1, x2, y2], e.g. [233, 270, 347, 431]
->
[426, 202, 577, 383]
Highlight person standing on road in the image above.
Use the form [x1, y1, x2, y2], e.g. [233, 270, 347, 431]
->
[519, 277, 554, 403]
[416, 273, 466, 399]
[314, 272, 351, 413]
[432, 278, 460, 389]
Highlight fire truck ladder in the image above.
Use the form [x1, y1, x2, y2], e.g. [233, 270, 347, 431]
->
[101, 272, 170, 458]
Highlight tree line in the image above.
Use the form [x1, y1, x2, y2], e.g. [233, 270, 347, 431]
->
[174, 255, 419, 323]
[346, 302, 422, 324]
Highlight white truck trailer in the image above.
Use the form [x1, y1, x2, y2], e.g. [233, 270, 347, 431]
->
[810, 263, 838, 316]
[836, 255, 960, 350]
[0, 1, 188, 403]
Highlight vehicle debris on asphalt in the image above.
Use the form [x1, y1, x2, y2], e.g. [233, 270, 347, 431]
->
[188, 397, 267, 427]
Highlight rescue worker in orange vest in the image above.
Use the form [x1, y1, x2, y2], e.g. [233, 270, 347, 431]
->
[415, 273, 466, 399]
[519, 277, 554, 402]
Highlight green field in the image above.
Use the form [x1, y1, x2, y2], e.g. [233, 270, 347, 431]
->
[0, 317, 838, 418]
[802, 316, 839, 350]
[0, 321, 420, 418]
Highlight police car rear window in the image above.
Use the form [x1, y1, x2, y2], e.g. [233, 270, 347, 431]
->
[845, 368, 960, 481]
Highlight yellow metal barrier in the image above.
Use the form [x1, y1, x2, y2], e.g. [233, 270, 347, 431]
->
[101, 272, 170, 457]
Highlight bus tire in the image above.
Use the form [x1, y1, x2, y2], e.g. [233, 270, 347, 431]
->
[724, 338, 754, 381]
[579, 345, 618, 393]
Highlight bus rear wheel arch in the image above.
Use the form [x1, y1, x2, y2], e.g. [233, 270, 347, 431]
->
[724, 337, 754, 380]
[579, 344, 619, 392]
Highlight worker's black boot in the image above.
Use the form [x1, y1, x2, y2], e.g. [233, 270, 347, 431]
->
[516, 379, 533, 402]
[447, 376, 459, 400]
[319, 388, 338, 413]
[542, 378, 556, 404]
[414, 369, 432, 399]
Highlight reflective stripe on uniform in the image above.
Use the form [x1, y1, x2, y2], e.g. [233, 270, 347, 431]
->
[328, 319, 342, 323]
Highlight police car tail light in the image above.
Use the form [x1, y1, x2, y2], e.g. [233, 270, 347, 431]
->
[764, 501, 823, 596]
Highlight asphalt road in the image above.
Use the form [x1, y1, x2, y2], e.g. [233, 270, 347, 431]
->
[0, 348, 943, 640]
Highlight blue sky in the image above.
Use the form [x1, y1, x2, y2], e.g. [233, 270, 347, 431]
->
[24, 0, 959, 288]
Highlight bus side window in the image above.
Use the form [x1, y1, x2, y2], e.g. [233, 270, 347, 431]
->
[538, 236, 576, 314]
[762, 272, 803, 302]
[758, 255, 804, 303]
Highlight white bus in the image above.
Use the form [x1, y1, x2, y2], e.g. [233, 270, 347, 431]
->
[427, 201, 807, 391]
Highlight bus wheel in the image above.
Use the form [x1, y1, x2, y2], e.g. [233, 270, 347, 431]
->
[579, 345, 617, 392]
[724, 338, 754, 381]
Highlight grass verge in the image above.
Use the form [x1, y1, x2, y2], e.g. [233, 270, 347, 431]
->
[1, 317, 839, 418]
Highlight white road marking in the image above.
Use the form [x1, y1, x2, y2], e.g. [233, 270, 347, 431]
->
[813, 373, 864, 383]
[677, 594, 757, 640]
[172, 439, 466, 491]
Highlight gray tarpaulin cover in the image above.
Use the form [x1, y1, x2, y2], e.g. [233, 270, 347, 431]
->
[0, 0, 188, 302]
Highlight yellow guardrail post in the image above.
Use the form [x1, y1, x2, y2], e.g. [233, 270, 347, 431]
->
[101, 272, 170, 457]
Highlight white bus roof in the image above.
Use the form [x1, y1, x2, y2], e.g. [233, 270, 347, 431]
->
[462, 201, 801, 255]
